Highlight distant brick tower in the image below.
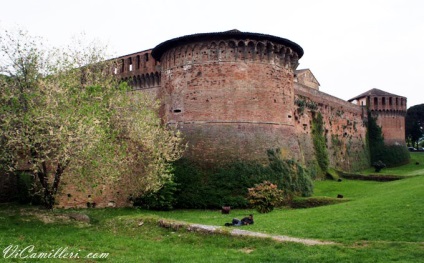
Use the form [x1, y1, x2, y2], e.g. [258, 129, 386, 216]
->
[151, 30, 304, 165]
[349, 88, 407, 145]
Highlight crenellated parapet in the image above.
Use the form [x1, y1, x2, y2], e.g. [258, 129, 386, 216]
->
[157, 38, 300, 71]
[113, 50, 161, 90]
[368, 96, 407, 114]
[120, 71, 161, 90]
[349, 88, 407, 114]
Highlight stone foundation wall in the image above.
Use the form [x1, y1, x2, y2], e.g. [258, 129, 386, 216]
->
[56, 172, 132, 209]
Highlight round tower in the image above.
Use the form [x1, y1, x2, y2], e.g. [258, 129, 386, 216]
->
[152, 30, 304, 165]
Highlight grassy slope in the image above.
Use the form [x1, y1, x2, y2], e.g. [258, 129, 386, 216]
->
[360, 152, 424, 176]
[1, 203, 423, 263]
[0, 154, 423, 262]
[139, 175, 424, 243]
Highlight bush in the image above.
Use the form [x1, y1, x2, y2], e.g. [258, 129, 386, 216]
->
[370, 144, 410, 167]
[372, 160, 386, 172]
[380, 145, 410, 167]
[134, 180, 178, 211]
[247, 181, 284, 213]
[172, 150, 314, 209]
[172, 158, 262, 209]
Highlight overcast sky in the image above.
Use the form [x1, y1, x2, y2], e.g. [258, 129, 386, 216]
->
[1, 0, 423, 108]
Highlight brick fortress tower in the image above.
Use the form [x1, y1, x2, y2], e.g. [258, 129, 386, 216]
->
[52, 31, 409, 208]
[151, 30, 304, 165]
[349, 88, 407, 145]
[112, 30, 407, 172]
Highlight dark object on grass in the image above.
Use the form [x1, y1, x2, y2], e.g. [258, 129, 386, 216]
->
[225, 214, 254, 226]
[337, 178, 342, 182]
[416, 162, 420, 165]
[337, 194, 344, 199]
[372, 160, 386, 173]
[221, 206, 231, 214]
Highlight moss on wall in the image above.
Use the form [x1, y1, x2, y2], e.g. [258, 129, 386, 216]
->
[311, 112, 329, 176]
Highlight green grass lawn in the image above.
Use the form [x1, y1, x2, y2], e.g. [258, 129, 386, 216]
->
[1, 156, 423, 262]
[138, 176, 424, 243]
[360, 152, 424, 176]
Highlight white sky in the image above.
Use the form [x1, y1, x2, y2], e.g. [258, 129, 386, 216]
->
[1, 0, 423, 108]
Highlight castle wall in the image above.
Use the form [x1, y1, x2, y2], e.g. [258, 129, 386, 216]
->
[116, 49, 158, 77]
[56, 175, 130, 209]
[115, 50, 161, 95]
[2, 31, 408, 208]
[53, 80, 371, 208]
[55, 50, 162, 208]
[369, 96, 406, 145]
[350, 91, 406, 145]
[374, 111, 406, 145]
[158, 38, 301, 165]
[294, 84, 370, 171]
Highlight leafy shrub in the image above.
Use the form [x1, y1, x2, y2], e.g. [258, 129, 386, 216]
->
[134, 180, 178, 211]
[379, 145, 410, 167]
[372, 160, 386, 172]
[172, 158, 260, 209]
[247, 181, 284, 213]
[172, 149, 314, 209]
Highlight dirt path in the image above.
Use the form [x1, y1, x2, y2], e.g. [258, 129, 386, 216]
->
[158, 219, 337, 246]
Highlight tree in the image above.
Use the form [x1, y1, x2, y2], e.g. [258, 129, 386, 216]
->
[367, 111, 409, 167]
[367, 111, 385, 163]
[406, 104, 424, 148]
[0, 28, 184, 208]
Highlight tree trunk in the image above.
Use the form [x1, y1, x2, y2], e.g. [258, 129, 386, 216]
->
[52, 160, 69, 197]
[36, 160, 69, 209]
[36, 161, 54, 209]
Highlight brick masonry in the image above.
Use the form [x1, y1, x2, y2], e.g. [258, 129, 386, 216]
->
[54, 31, 405, 208]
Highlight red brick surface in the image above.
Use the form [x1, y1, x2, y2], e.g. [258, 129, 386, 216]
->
[54, 33, 405, 208]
